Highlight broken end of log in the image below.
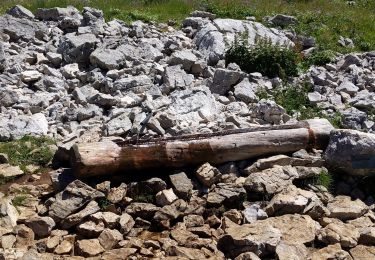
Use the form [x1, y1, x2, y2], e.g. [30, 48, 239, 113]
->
[70, 141, 122, 178]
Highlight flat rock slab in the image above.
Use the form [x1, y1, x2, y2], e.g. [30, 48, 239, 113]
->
[48, 180, 104, 222]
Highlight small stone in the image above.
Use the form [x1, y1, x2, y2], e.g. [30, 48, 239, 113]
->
[21, 70, 42, 82]
[54, 240, 72, 255]
[98, 229, 123, 250]
[119, 212, 135, 234]
[0, 164, 24, 178]
[107, 183, 127, 204]
[169, 172, 193, 200]
[76, 239, 105, 257]
[156, 189, 178, 206]
[196, 162, 222, 187]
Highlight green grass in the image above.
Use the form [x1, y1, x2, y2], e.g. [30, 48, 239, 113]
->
[0, 0, 374, 52]
[0, 136, 55, 172]
[11, 194, 29, 207]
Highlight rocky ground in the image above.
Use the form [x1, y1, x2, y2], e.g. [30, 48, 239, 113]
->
[1, 4, 375, 260]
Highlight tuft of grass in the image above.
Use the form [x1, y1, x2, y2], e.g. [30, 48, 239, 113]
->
[133, 193, 155, 203]
[0, 136, 55, 172]
[314, 170, 334, 190]
[11, 194, 29, 207]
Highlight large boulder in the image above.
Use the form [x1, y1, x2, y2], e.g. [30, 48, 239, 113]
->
[324, 130, 375, 176]
[58, 33, 99, 64]
[194, 18, 294, 64]
[0, 113, 49, 141]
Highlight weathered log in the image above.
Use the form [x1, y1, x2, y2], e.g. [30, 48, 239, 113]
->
[71, 119, 334, 177]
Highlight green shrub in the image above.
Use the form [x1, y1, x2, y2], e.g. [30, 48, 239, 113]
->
[304, 49, 336, 67]
[225, 37, 299, 78]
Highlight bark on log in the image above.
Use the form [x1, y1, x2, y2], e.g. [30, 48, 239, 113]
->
[71, 119, 334, 177]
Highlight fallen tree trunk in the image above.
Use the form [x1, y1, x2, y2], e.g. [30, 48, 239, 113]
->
[71, 119, 334, 177]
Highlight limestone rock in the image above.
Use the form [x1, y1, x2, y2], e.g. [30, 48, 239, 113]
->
[75, 239, 105, 257]
[58, 33, 99, 64]
[327, 196, 368, 220]
[244, 165, 298, 195]
[7, 5, 35, 19]
[324, 130, 375, 176]
[350, 245, 375, 260]
[98, 228, 123, 250]
[317, 221, 360, 248]
[275, 242, 308, 260]
[310, 243, 353, 260]
[169, 172, 193, 200]
[156, 189, 178, 206]
[48, 180, 104, 222]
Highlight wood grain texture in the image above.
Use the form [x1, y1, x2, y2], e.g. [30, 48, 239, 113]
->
[71, 119, 334, 177]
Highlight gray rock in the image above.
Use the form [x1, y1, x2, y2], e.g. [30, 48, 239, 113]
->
[324, 129, 375, 176]
[35, 6, 82, 21]
[337, 81, 359, 96]
[90, 48, 126, 70]
[0, 164, 24, 179]
[60, 200, 100, 229]
[169, 172, 193, 200]
[58, 33, 99, 64]
[269, 14, 298, 27]
[0, 88, 19, 107]
[0, 14, 48, 41]
[0, 43, 6, 72]
[243, 204, 268, 224]
[104, 112, 132, 136]
[6, 5, 35, 19]
[163, 65, 194, 89]
[210, 68, 244, 95]
[168, 50, 198, 71]
[234, 78, 259, 103]
[48, 180, 104, 222]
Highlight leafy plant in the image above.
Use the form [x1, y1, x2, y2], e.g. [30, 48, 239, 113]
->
[304, 49, 336, 67]
[226, 37, 299, 78]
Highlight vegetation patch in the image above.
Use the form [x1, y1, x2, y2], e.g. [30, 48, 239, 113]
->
[0, 136, 55, 172]
[269, 83, 343, 128]
[226, 38, 299, 78]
